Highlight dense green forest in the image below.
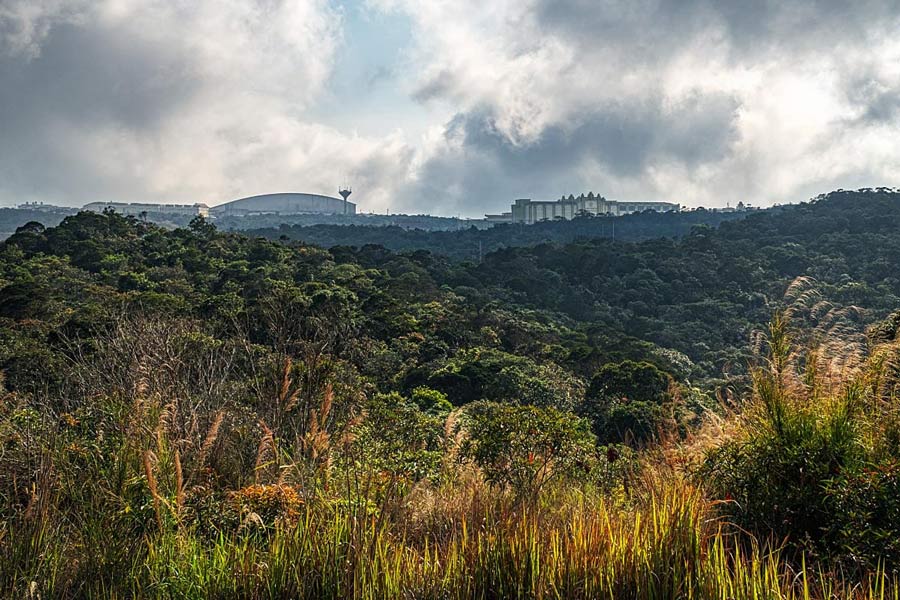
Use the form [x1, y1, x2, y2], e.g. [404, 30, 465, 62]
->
[4, 188, 900, 597]
[242, 205, 753, 260]
[217, 211, 476, 233]
[0, 192, 871, 399]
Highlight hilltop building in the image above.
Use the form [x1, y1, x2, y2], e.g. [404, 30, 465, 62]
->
[484, 211, 513, 224]
[713, 201, 755, 213]
[82, 202, 209, 218]
[509, 194, 679, 224]
[211, 192, 355, 217]
[16, 202, 74, 214]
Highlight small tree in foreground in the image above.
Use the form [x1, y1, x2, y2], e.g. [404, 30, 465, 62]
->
[458, 401, 596, 498]
[579, 360, 674, 445]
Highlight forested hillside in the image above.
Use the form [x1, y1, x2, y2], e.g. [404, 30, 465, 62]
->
[2, 189, 900, 450]
[4, 188, 900, 597]
[7, 189, 897, 397]
[244, 204, 752, 259]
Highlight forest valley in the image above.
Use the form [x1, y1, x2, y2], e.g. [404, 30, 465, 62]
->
[4, 189, 900, 597]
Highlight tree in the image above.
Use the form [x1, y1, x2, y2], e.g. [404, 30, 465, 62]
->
[14, 221, 45, 235]
[352, 392, 446, 481]
[188, 215, 216, 238]
[579, 360, 673, 445]
[410, 386, 452, 415]
[586, 360, 671, 404]
[417, 348, 581, 409]
[458, 401, 595, 498]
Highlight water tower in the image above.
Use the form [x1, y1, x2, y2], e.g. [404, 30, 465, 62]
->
[338, 186, 352, 215]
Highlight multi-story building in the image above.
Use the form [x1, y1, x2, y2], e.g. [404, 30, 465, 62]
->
[82, 202, 210, 218]
[509, 193, 679, 224]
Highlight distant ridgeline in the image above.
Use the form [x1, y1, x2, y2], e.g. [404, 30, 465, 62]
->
[1, 202, 749, 249]
[215, 212, 476, 233]
[0, 203, 484, 241]
[0, 207, 73, 239]
[243, 207, 758, 260]
[3, 187, 900, 392]
[0, 206, 202, 238]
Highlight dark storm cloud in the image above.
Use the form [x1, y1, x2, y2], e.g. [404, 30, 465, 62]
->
[860, 90, 900, 125]
[400, 92, 738, 213]
[0, 22, 198, 133]
[398, 91, 740, 214]
[844, 73, 900, 126]
[456, 93, 739, 176]
[536, 0, 898, 58]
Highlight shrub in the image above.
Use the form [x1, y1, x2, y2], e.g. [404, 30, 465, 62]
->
[700, 314, 900, 568]
[410, 386, 453, 415]
[228, 484, 305, 529]
[824, 462, 900, 569]
[416, 348, 583, 410]
[579, 360, 674, 445]
[458, 401, 596, 498]
[351, 392, 447, 482]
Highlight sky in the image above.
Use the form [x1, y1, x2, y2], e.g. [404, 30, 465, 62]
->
[1, 0, 899, 217]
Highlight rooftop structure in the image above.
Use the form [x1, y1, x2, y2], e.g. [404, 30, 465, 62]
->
[211, 192, 355, 217]
[484, 212, 513, 224]
[712, 201, 756, 213]
[509, 194, 679, 224]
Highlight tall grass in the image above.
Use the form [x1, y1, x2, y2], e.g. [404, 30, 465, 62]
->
[701, 307, 900, 575]
[4, 473, 899, 599]
[5, 313, 900, 598]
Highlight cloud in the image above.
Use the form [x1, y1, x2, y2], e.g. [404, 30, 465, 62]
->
[0, 0, 90, 58]
[377, 0, 900, 215]
[0, 0, 417, 208]
[2, 0, 900, 216]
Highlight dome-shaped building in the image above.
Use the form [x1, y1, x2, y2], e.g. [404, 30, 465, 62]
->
[211, 193, 355, 217]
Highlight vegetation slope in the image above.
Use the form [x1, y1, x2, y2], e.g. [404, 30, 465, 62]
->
[2, 188, 900, 597]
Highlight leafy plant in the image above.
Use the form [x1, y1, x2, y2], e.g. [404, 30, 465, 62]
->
[579, 360, 674, 445]
[457, 401, 596, 498]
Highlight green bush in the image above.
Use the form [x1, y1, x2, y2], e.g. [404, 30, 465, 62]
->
[578, 360, 674, 445]
[824, 462, 900, 569]
[410, 386, 453, 415]
[352, 392, 447, 482]
[458, 401, 596, 498]
[700, 315, 900, 568]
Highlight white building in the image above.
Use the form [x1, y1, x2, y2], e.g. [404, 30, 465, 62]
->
[16, 202, 74, 213]
[509, 194, 679, 224]
[82, 202, 210, 218]
[484, 212, 513, 224]
[211, 193, 355, 217]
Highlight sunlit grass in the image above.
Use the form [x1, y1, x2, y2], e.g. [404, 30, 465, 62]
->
[5, 472, 897, 598]
[5, 310, 900, 598]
